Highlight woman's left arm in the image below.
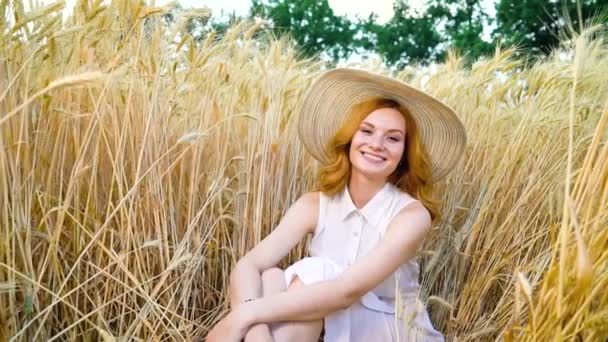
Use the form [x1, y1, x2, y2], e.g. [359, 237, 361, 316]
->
[239, 201, 432, 326]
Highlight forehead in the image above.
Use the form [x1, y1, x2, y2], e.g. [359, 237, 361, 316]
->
[361, 107, 406, 131]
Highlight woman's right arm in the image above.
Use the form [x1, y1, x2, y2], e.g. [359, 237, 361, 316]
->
[228, 192, 319, 340]
[229, 262, 270, 341]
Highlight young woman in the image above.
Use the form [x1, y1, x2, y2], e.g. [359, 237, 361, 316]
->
[206, 68, 467, 342]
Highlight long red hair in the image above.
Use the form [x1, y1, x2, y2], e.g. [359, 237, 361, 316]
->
[317, 97, 441, 222]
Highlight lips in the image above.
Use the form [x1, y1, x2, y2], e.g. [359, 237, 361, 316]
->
[361, 151, 386, 163]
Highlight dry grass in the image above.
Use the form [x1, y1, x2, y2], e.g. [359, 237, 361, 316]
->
[0, 1, 606, 341]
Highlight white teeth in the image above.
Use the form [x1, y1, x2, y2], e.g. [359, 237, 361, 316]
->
[362, 152, 385, 162]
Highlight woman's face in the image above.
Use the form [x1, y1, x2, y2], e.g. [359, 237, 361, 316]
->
[349, 107, 406, 181]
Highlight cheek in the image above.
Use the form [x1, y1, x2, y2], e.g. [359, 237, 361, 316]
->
[349, 134, 366, 155]
[390, 144, 405, 161]
[350, 132, 365, 146]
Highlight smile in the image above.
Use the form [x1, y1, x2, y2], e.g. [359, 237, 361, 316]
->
[361, 151, 387, 163]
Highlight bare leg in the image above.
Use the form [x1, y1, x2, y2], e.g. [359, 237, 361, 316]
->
[243, 268, 282, 342]
[261, 268, 324, 342]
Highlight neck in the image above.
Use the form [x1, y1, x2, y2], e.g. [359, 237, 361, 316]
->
[348, 170, 387, 209]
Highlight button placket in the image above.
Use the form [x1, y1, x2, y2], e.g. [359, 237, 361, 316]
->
[349, 213, 364, 265]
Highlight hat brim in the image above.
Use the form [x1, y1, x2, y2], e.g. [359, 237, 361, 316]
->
[297, 68, 467, 182]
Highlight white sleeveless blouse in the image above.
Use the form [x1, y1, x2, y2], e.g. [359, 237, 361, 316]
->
[284, 183, 444, 342]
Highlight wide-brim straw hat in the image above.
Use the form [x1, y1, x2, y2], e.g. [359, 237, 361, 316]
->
[297, 68, 467, 182]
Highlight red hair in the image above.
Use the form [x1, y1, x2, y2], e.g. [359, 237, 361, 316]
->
[317, 97, 441, 221]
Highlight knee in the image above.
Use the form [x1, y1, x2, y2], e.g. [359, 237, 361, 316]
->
[261, 267, 284, 283]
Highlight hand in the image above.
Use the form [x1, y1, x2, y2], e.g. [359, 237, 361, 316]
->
[205, 308, 251, 342]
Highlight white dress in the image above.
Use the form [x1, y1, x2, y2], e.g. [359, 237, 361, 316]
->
[284, 183, 444, 342]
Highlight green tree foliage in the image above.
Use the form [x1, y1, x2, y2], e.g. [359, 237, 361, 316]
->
[493, 0, 608, 60]
[426, 0, 495, 62]
[250, 0, 358, 62]
[248, 0, 496, 67]
[358, 0, 495, 67]
[359, 2, 442, 67]
[219, 0, 608, 67]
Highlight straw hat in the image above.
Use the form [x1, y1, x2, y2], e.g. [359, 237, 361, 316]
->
[297, 68, 467, 182]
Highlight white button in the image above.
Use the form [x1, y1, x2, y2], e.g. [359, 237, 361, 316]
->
[353, 231, 358, 237]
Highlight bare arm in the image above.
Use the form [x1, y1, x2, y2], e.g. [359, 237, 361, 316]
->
[238, 201, 432, 325]
[228, 262, 262, 309]
[229, 263, 270, 341]
[228, 192, 319, 340]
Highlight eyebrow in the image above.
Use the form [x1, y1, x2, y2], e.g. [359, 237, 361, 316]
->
[361, 121, 405, 135]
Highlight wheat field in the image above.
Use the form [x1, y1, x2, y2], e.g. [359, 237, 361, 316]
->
[0, 1, 606, 341]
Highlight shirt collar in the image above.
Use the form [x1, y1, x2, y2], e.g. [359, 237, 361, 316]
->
[338, 182, 394, 223]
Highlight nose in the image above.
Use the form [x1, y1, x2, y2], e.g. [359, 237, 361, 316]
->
[368, 134, 384, 151]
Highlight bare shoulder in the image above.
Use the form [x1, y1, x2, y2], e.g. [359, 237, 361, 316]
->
[289, 191, 320, 234]
[389, 200, 432, 233]
[297, 191, 320, 208]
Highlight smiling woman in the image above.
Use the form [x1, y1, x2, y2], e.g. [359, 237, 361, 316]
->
[205, 68, 466, 342]
[320, 97, 441, 221]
